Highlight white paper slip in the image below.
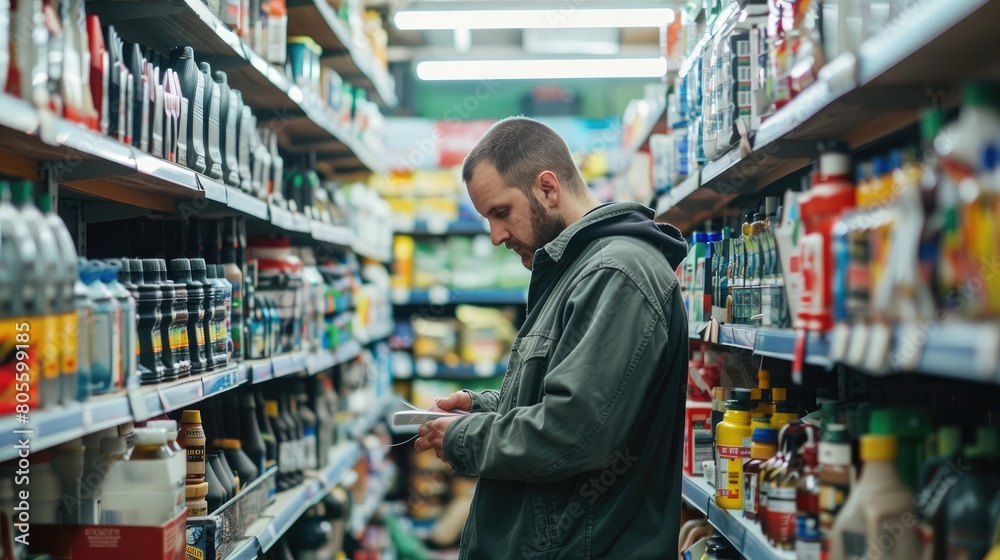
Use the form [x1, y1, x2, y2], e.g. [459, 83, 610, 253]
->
[392, 410, 461, 426]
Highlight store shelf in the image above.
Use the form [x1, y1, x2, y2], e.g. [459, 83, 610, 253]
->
[682, 475, 797, 560]
[353, 240, 392, 264]
[359, 321, 395, 345]
[690, 319, 1000, 381]
[350, 462, 397, 538]
[237, 441, 362, 556]
[310, 220, 355, 247]
[286, 0, 398, 108]
[392, 287, 528, 306]
[654, 0, 1000, 232]
[0, 363, 245, 462]
[399, 358, 508, 380]
[250, 343, 363, 383]
[88, 0, 385, 175]
[616, 102, 668, 176]
[394, 218, 490, 236]
[350, 396, 396, 439]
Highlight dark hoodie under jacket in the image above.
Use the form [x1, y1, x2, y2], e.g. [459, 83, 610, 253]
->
[443, 202, 690, 559]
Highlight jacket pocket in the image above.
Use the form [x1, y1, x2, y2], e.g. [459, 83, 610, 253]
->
[502, 334, 553, 408]
[528, 479, 583, 554]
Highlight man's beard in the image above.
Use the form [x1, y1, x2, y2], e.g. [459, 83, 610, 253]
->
[527, 195, 566, 257]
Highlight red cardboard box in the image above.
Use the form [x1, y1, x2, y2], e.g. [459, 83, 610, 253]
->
[29, 509, 186, 560]
[684, 400, 714, 477]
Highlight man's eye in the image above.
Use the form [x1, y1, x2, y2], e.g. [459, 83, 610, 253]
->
[496, 210, 507, 218]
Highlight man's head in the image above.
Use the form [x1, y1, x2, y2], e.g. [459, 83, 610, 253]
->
[462, 116, 598, 269]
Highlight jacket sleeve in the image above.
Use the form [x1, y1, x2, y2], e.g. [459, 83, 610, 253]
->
[462, 389, 500, 413]
[442, 267, 672, 483]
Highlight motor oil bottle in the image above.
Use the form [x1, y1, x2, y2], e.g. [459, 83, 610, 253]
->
[152, 259, 182, 381]
[213, 70, 240, 187]
[103, 260, 137, 390]
[73, 258, 93, 401]
[169, 46, 206, 174]
[83, 261, 122, 394]
[716, 397, 753, 509]
[136, 259, 166, 384]
[199, 61, 223, 180]
[170, 258, 208, 374]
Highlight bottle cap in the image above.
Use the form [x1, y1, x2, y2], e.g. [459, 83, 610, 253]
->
[868, 407, 931, 440]
[199, 61, 212, 74]
[170, 258, 192, 272]
[731, 388, 752, 402]
[265, 400, 279, 417]
[101, 263, 120, 284]
[147, 420, 179, 439]
[130, 259, 145, 284]
[37, 192, 53, 212]
[936, 425, 961, 458]
[213, 70, 228, 85]
[181, 410, 203, 424]
[725, 399, 751, 412]
[191, 258, 208, 282]
[775, 401, 799, 414]
[752, 428, 778, 444]
[9, 180, 33, 207]
[133, 427, 170, 447]
[861, 434, 897, 462]
[772, 387, 787, 401]
[215, 438, 243, 450]
[186, 482, 209, 499]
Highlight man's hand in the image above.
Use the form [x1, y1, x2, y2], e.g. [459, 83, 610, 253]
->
[429, 391, 472, 413]
[414, 416, 463, 464]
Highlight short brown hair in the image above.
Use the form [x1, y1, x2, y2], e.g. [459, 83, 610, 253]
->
[462, 116, 586, 196]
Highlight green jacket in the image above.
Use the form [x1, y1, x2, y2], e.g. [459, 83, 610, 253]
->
[443, 203, 689, 559]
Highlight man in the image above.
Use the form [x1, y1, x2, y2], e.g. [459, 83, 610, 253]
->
[414, 116, 689, 559]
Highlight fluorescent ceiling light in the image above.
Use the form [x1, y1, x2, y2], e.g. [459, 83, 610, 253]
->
[416, 57, 667, 80]
[394, 8, 674, 30]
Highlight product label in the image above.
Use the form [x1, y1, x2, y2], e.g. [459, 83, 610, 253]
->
[819, 481, 850, 552]
[842, 530, 868, 560]
[186, 501, 208, 517]
[186, 544, 205, 560]
[717, 446, 750, 500]
[91, 309, 115, 393]
[796, 511, 820, 543]
[766, 486, 798, 546]
[743, 472, 759, 513]
[693, 428, 713, 475]
[169, 326, 184, 351]
[195, 327, 206, 348]
[39, 314, 60, 381]
[278, 441, 294, 473]
[796, 539, 821, 560]
[60, 312, 79, 375]
[0, 319, 39, 413]
[186, 445, 206, 479]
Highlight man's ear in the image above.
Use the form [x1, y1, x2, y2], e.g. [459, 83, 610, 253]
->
[537, 170, 560, 208]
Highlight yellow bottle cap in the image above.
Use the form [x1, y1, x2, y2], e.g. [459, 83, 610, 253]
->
[757, 369, 771, 390]
[265, 400, 279, 417]
[772, 388, 787, 401]
[181, 410, 202, 424]
[861, 434, 898, 462]
[750, 388, 762, 400]
[215, 438, 243, 450]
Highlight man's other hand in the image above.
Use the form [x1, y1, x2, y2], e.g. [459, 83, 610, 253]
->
[414, 416, 463, 464]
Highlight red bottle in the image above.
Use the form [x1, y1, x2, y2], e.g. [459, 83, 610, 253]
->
[795, 443, 821, 559]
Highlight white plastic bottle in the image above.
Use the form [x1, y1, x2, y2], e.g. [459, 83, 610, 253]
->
[104, 260, 137, 390]
[100, 427, 185, 525]
[83, 261, 122, 394]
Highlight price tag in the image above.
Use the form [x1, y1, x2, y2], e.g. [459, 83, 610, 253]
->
[893, 322, 924, 373]
[428, 286, 451, 305]
[391, 288, 410, 305]
[865, 322, 892, 374]
[127, 386, 155, 421]
[415, 358, 437, 377]
[845, 323, 869, 368]
[830, 322, 852, 363]
[427, 218, 448, 235]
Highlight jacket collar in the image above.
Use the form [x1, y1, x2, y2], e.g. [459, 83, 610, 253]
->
[526, 202, 655, 312]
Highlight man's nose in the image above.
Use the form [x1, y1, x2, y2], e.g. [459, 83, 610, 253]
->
[490, 225, 509, 247]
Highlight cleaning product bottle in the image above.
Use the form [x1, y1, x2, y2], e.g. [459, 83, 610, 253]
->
[797, 141, 856, 332]
[170, 258, 208, 375]
[818, 425, 855, 560]
[946, 428, 1000, 559]
[716, 395, 753, 509]
[103, 427, 185, 525]
[796, 442, 822, 558]
[136, 259, 166, 384]
[11, 182, 62, 407]
[868, 407, 931, 491]
[199, 61, 223, 181]
[235, 91, 254, 191]
[83, 261, 122, 395]
[39, 193, 79, 404]
[73, 259, 93, 400]
[744, 427, 778, 521]
[829, 434, 920, 560]
[0, 181, 40, 413]
[169, 46, 207, 174]
[208, 264, 232, 364]
[103, 260, 137, 389]
[915, 425, 962, 560]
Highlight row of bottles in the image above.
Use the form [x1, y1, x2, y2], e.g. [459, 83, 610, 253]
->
[679, 200, 789, 328]
[697, 372, 1000, 560]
